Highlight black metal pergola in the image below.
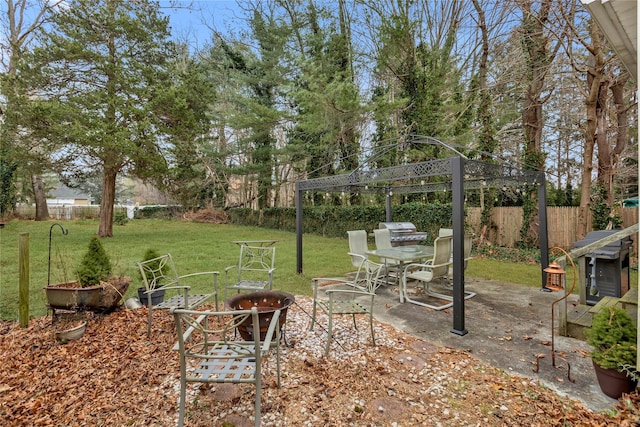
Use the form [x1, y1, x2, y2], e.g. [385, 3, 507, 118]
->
[294, 153, 549, 336]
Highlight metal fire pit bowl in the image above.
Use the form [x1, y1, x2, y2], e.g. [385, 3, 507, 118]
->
[226, 290, 295, 341]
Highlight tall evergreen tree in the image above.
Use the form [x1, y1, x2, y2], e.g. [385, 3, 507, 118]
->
[21, 0, 176, 236]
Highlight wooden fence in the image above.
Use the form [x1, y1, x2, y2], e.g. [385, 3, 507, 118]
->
[467, 206, 638, 251]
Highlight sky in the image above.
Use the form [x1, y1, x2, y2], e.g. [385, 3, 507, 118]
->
[159, 0, 244, 50]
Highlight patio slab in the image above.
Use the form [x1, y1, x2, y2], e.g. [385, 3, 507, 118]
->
[370, 277, 622, 413]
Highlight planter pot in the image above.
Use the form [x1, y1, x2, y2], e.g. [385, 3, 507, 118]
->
[593, 360, 638, 399]
[137, 287, 166, 306]
[45, 278, 130, 313]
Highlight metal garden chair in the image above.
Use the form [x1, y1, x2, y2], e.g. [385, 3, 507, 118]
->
[172, 306, 281, 427]
[402, 236, 476, 310]
[310, 257, 384, 355]
[373, 228, 402, 285]
[136, 253, 219, 337]
[224, 245, 276, 300]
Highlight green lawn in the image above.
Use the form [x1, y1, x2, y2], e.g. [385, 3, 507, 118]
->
[0, 219, 356, 321]
[1, 218, 614, 322]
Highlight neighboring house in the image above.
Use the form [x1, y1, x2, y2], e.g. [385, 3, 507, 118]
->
[47, 184, 91, 206]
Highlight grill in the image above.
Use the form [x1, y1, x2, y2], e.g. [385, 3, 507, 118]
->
[379, 222, 429, 246]
[572, 230, 632, 259]
[572, 230, 632, 305]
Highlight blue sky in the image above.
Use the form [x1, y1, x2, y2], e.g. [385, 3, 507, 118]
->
[159, 0, 243, 49]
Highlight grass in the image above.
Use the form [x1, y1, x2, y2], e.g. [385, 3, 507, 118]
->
[1, 219, 633, 321]
[0, 219, 352, 321]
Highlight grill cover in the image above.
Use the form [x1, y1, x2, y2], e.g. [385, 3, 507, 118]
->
[573, 230, 632, 259]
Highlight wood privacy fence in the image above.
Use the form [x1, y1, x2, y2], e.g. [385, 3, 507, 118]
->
[467, 206, 638, 250]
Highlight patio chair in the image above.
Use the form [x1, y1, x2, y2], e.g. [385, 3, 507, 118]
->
[373, 228, 401, 285]
[403, 236, 476, 310]
[438, 229, 474, 277]
[136, 253, 219, 337]
[172, 306, 281, 427]
[224, 244, 276, 300]
[310, 257, 384, 355]
[347, 230, 369, 269]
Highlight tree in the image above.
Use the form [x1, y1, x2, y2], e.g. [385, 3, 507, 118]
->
[1, 0, 60, 219]
[22, 0, 177, 236]
[560, 3, 636, 235]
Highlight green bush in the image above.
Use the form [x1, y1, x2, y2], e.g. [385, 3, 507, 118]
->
[586, 306, 637, 371]
[114, 210, 128, 225]
[75, 236, 113, 287]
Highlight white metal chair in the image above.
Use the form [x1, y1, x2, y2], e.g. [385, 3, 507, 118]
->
[373, 228, 401, 284]
[172, 306, 281, 427]
[402, 236, 453, 310]
[310, 257, 384, 355]
[136, 253, 219, 337]
[403, 236, 476, 310]
[347, 230, 369, 269]
[224, 245, 276, 300]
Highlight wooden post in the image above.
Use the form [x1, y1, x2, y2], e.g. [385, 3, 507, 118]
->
[19, 232, 30, 327]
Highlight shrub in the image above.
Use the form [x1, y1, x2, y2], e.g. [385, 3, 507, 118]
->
[586, 306, 637, 371]
[75, 236, 113, 287]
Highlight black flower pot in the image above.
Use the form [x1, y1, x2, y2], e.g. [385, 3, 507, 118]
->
[137, 287, 166, 306]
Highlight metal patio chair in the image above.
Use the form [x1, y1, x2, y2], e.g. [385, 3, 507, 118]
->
[373, 228, 402, 285]
[310, 257, 384, 355]
[224, 244, 276, 300]
[403, 236, 476, 310]
[136, 253, 219, 337]
[172, 306, 281, 427]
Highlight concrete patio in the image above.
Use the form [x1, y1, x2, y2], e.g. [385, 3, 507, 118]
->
[362, 276, 626, 412]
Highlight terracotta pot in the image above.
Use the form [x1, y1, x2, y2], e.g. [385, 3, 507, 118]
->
[592, 360, 638, 399]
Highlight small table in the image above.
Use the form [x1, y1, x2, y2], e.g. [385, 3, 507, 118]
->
[232, 240, 278, 247]
[366, 245, 433, 302]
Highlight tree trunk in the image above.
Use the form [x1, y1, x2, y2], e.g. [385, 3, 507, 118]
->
[603, 73, 630, 205]
[32, 175, 49, 221]
[579, 24, 606, 238]
[98, 167, 117, 237]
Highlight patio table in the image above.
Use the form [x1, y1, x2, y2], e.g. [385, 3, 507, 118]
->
[366, 245, 433, 302]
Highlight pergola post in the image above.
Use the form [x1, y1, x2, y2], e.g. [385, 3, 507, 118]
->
[385, 187, 392, 222]
[538, 173, 550, 290]
[451, 157, 467, 335]
[296, 183, 303, 274]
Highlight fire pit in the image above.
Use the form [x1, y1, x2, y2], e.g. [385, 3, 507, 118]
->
[226, 290, 295, 341]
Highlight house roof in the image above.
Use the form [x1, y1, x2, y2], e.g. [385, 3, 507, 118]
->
[48, 183, 90, 200]
[582, 0, 638, 78]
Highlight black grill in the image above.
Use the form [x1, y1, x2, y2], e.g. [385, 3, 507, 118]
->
[378, 222, 428, 246]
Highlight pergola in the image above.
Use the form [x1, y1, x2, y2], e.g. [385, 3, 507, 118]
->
[295, 141, 549, 335]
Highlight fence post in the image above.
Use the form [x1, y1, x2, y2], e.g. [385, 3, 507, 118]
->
[19, 232, 30, 327]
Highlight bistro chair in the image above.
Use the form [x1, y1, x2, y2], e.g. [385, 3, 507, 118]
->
[224, 245, 276, 300]
[310, 256, 384, 355]
[136, 253, 219, 337]
[172, 306, 281, 427]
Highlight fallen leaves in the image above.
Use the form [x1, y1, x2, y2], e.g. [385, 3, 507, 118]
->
[0, 299, 637, 426]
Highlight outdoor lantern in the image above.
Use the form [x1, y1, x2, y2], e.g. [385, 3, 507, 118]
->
[543, 261, 566, 292]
